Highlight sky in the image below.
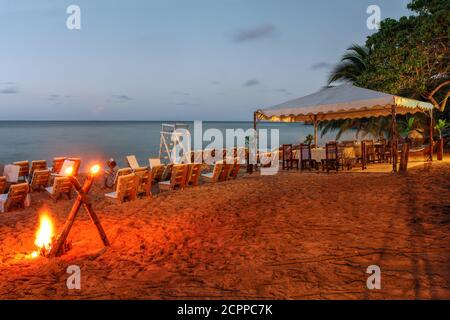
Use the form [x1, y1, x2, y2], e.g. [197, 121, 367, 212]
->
[0, 0, 412, 121]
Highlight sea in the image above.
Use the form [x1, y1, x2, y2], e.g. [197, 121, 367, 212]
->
[0, 121, 356, 171]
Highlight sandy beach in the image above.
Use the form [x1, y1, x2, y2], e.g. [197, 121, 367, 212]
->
[0, 160, 449, 300]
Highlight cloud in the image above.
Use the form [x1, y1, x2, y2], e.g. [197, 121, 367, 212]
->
[0, 82, 19, 94]
[111, 94, 134, 102]
[210, 81, 221, 85]
[171, 91, 190, 96]
[274, 88, 292, 95]
[175, 101, 194, 107]
[311, 62, 332, 70]
[233, 24, 275, 43]
[244, 79, 260, 87]
[48, 94, 60, 100]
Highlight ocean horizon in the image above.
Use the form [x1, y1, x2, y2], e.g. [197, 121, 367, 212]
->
[0, 120, 356, 170]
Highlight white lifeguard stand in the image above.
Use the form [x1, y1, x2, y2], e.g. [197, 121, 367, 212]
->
[159, 123, 191, 164]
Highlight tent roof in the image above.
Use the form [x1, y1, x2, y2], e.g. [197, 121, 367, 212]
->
[256, 83, 434, 122]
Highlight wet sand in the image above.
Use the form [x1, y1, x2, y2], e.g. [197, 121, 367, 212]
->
[0, 161, 449, 299]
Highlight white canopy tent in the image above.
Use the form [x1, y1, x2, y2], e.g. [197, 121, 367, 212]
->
[254, 83, 435, 171]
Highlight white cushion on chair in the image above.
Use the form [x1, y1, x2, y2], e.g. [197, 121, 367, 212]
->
[202, 172, 214, 179]
[105, 191, 118, 199]
[45, 187, 53, 194]
[0, 193, 7, 213]
[158, 180, 170, 186]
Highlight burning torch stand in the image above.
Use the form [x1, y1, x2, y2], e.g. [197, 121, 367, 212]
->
[48, 169, 110, 258]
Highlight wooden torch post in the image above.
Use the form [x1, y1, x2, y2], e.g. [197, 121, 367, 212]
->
[48, 165, 110, 258]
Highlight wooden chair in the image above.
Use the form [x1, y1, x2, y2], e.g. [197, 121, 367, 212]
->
[162, 164, 174, 181]
[30, 160, 47, 177]
[282, 144, 299, 170]
[202, 161, 224, 183]
[126, 155, 146, 171]
[186, 163, 202, 186]
[105, 173, 138, 203]
[159, 164, 189, 191]
[363, 140, 375, 164]
[0, 183, 29, 212]
[299, 144, 315, 171]
[45, 177, 72, 201]
[67, 158, 81, 176]
[0, 176, 7, 194]
[51, 157, 66, 174]
[13, 161, 29, 182]
[322, 142, 339, 172]
[228, 160, 241, 179]
[135, 168, 152, 197]
[113, 168, 133, 189]
[30, 169, 51, 192]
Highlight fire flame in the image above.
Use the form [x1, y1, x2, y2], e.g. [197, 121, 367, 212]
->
[31, 213, 54, 257]
[64, 166, 74, 176]
[90, 164, 100, 175]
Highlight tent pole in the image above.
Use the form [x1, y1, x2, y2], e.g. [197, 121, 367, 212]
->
[429, 109, 434, 161]
[313, 115, 318, 147]
[391, 105, 398, 172]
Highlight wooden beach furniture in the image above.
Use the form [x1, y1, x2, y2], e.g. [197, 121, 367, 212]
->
[105, 173, 138, 203]
[13, 161, 29, 182]
[0, 183, 29, 213]
[67, 158, 81, 176]
[186, 163, 202, 186]
[203, 149, 214, 165]
[227, 158, 241, 179]
[30, 160, 47, 177]
[281, 144, 299, 170]
[299, 144, 315, 171]
[135, 168, 152, 197]
[30, 169, 51, 192]
[202, 161, 224, 183]
[149, 159, 166, 183]
[322, 142, 339, 173]
[0, 176, 6, 194]
[45, 177, 72, 201]
[2, 164, 20, 183]
[158, 164, 189, 191]
[51, 157, 66, 174]
[113, 168, 133, 189]
[126, 155, 146, 171]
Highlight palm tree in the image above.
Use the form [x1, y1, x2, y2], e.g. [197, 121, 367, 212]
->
[319, 117, 391, 140]
[328, 44, 371, 85]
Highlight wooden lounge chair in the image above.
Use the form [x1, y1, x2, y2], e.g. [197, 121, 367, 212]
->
[13, 161, 29, 182]
[105, 173, 138, 203]
[30, 160, 47, 177]
[135, 168, 152, 197]
[0, 176, 6, 194]
[113, 168, 133, 189]
[322, 142, 339, 172]
[67, 158, 81, 176]
[51, 157, 66, 174]
[159, 164, 189, 191]
[126, 155, 146, 171]
[228, 160, 241, 179]
[186, 163, 202, 186]
[282, 144, 299, 170]
[45, 177, 72, 201]
[0, 183, 29, 213]
[30, 169, 51, 192]
[202, 161, 224, 183]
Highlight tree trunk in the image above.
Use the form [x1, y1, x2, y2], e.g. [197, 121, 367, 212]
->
[437, 138, 444, 161]
[399, 142, 410, 172]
